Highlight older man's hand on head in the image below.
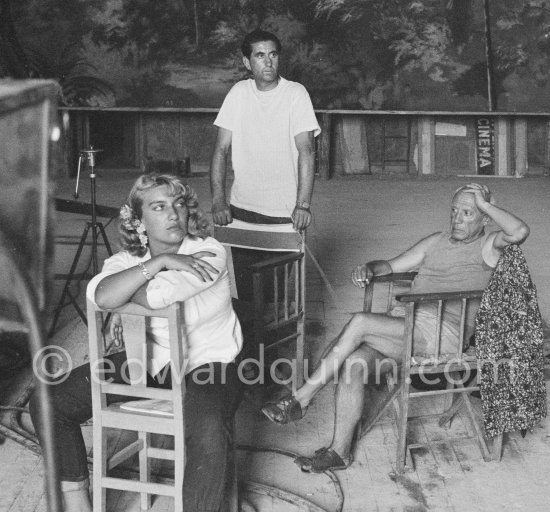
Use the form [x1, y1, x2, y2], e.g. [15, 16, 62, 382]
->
[462, 183, 495, 215]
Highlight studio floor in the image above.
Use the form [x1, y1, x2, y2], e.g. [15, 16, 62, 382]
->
[1, 171, 550, 512]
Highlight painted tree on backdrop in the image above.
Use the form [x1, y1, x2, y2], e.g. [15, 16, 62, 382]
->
[96, 0, 550, 110]
[202, 0, 485, 109]
[7, 0, 550, 110]
[0, 0, 32, 77]
[311, 0, 550, 111]
[5, 0, 113, 106]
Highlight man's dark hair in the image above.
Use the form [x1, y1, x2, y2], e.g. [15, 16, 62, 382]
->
[241, 29, 282, 58]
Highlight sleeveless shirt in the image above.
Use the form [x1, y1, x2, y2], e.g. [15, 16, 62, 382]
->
[412, 231, 494, 329]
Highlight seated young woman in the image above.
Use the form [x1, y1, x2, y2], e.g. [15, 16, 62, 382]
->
[30, 173, 243, 512]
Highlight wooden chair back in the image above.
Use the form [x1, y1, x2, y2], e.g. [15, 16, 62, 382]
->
[87, 299, 187, 512]
[215, 222, 306, 387]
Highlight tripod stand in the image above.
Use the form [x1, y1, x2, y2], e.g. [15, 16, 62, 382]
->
[49, 147, 113, 337]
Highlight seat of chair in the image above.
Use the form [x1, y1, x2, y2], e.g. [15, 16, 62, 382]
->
[99, 401, 177, 436]
[408, 351, 478, 368]
[118, 399, 174, 417]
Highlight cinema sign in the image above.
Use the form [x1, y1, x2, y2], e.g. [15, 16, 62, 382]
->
[476, 118, 495, 175]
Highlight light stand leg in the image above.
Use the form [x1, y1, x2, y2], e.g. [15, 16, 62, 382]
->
[49, 156, 113, 337]
[90, 169, 99, 274]
[98, 222, 113, 255]
[48, 224, 92, 336]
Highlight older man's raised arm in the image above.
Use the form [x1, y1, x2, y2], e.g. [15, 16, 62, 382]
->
[466, 185, 530, 267]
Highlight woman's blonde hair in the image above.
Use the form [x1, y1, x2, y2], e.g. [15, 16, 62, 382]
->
[119, 173, 210, 256]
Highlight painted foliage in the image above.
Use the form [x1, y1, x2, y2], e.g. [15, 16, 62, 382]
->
[3, 0, 550, 111]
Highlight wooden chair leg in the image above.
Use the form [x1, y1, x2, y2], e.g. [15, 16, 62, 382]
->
[386, 372, 402, 420]
[93, 426, 107, 512]
[442, 372, 459, 412]
[491, 433, 503, 461]
[459, 389, 491, 461]
[138, 432, 151, 511]
[295, 328, 305, 389]
[438, 394, 465, 428]
[395, 375, 411, 473]
[174, 432, 185, 512]
[359, 376, 401, 438]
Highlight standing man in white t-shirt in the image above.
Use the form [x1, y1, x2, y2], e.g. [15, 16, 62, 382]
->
[210, 28, 321, 302]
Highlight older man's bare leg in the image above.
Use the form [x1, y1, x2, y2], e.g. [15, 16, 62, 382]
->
[330, 344, 379, 459]
[261, 312, 404, 425]
[297, 343, 400, 472]
[295, 312, 404, 409]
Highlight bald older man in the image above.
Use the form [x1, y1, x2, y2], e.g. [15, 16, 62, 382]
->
[262, 183, 530, 473]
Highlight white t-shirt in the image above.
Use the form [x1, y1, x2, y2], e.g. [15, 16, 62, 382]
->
[214, 77, 321, 218]
[86, 236, 242, 376]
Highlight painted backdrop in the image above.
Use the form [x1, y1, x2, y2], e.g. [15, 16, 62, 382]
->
[6, 0, 550, 111]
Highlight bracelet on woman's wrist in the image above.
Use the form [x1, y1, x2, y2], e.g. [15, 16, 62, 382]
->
[138, 261, 153, 281]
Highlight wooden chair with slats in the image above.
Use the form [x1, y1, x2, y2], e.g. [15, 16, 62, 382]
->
[356, 273, 503, 473]
[214, 221, 306, 388]
[88, 299, 188, 512]
[87, 299, 239, 512]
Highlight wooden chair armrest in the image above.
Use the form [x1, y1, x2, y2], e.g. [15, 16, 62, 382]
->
[370, 272, 417, 284]
[250, 251, 304, 273]
[396, 289, 484, 303]
[363, 272, 417, 313]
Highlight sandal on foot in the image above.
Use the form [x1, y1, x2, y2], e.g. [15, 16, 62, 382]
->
[295, 447, 351, 473]
[261, 396, 306, 424]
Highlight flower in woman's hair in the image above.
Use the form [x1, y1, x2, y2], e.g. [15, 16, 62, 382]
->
[120, 204, 148, 247]
[136, 221, 148, 247]
[120, 204, 134, 223]
[120, 204, 140, 229]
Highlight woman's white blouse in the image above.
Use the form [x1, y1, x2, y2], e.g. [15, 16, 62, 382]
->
[86, 236, 242, 376]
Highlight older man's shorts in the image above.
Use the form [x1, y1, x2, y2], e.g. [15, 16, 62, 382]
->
[411, 303, 474, 361]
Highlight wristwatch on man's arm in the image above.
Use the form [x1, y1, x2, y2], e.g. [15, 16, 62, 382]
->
[295, 200, 311, 212]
